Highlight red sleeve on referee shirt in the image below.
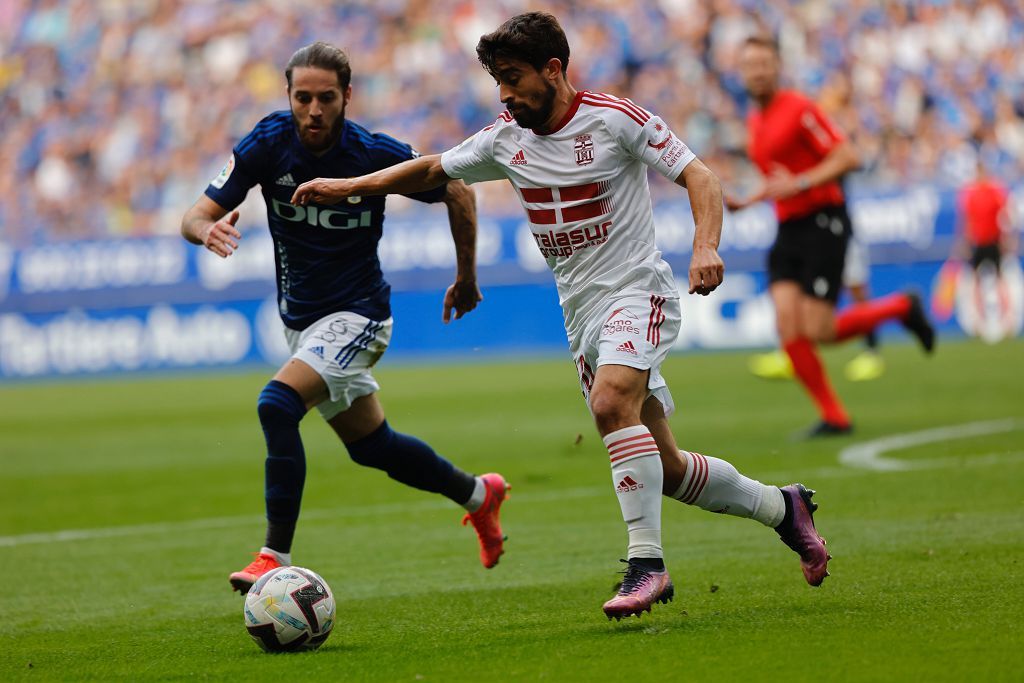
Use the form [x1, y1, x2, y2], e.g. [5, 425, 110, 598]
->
[798, 100, 845, 157]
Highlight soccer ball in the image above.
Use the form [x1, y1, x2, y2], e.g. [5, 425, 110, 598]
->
[243, 566, 336, 652]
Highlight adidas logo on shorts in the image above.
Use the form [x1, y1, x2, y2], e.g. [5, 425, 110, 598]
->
[615, 340, 638, 355]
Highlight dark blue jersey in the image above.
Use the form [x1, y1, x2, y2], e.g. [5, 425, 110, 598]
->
[204, 111, 446, 330]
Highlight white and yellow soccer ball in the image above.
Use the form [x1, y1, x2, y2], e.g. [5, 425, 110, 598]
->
[243, 566, 336, 652]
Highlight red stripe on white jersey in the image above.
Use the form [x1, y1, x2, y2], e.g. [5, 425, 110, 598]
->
[527, 208, 557, 225]
[623, 97, 652, 119]
[588, 92, 652, 120]
[584, 93, 651, 124]
[581, 97, 648, 127]
[484, 110, 514, 131]
[521, 187, 554, 203]
[521, 181, 611, 225]
[561, 199, 608, 223]
[559, 182, 601, 202]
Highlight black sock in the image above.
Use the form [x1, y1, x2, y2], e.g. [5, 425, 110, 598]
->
[346, 421, 477, 505]
[258, 380, 307, 557]
[265, 521, 296, 555]
[630, 557, 665, 572]
[865, 330, 878, 350]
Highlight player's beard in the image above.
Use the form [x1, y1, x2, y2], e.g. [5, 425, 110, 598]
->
[508, 81, 557, 130]
[294, 104, 346, 155]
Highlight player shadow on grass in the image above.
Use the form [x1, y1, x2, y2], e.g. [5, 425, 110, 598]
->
[240, 642, 356, 657]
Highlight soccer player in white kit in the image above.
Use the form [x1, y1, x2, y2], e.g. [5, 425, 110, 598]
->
[293, 12, 830, 620]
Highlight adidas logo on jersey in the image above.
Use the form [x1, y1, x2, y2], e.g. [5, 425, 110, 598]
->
[615, 340, 638, 355]
[309, 345, 325, 359]
[509, 149, 527, 165]
[616, 475, 643, 493]
[276, 173, 297, 187]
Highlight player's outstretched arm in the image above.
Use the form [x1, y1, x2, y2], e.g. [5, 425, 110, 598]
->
[292, 154, 451, 206]
[763, 140, 860, 200]
[724, 183, 767, 212]
[441, 179, 483, 323]
[677, 159, 725, 296]
[181, 195, 241, 258]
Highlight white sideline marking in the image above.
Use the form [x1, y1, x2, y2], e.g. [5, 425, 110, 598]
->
[7, 421, 1021, 549]
[0, 486, 604, 549]
[838, 418, 1024, 472]
[0, 464, 848, 548]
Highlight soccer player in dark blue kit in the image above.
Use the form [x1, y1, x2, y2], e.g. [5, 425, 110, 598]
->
[181, 42, 509, 593]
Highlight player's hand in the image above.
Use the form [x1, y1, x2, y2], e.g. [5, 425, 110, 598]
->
[201, 210, 241, 258]
[724, 194, 749, 212]
[688, 244, 724, 296]
[291, 178, 352, 206]
[442, 278, 483, 323]
[763, 164, 802, 200]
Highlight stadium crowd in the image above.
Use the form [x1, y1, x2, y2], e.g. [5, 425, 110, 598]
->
[1, 0, 1023, 245]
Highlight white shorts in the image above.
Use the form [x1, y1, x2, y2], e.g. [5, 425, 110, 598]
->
[569, 294, 681, 416]
[283, 311, 392, 421]
[843, 234, 870, 288]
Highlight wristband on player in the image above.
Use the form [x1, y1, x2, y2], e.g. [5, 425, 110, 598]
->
[796, 175, 812, 191]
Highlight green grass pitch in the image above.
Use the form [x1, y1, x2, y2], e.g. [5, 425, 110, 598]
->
[1, 339, 1022, 681]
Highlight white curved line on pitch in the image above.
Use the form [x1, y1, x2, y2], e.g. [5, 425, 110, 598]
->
[838, 418, 1024, 471]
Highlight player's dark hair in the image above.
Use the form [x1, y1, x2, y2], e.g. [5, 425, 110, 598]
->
[742, 34, 780, 55]
[476, 12, 570, 78]
[285, 41, 351, 90]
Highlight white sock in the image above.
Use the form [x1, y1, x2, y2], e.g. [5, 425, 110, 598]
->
[462, 477, 487, 512]
[261, 546, 292, 566]
[604, 425, 664, 559]
[671, 450, 785, 527]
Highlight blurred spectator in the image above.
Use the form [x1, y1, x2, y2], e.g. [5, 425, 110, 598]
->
[1, 0, 1022, 245]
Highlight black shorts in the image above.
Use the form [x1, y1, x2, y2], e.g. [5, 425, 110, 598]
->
[970, 244, 1001, 273]
[768, 204, 852, 304]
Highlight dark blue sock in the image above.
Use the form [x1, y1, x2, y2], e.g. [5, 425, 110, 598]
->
[257, 380, 307, 552]
[345, 420, 476, 504]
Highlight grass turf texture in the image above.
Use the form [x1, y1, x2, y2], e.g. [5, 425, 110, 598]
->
[1, 338, 1022, 681]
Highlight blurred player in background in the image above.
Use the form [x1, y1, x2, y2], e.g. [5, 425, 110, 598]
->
[293, 13, 831, 620]
[954, 159, 1018, 338]
[180, 42, 508, 593]
[749, 230, 885, 383]
[727, 35, 935, 437]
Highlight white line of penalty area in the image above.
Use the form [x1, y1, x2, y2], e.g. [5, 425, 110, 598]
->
[838, 418, 1024, 472]
[3, 420, 1021, 549]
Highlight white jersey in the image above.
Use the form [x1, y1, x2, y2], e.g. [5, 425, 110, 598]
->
[440, 90, 696, 337]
